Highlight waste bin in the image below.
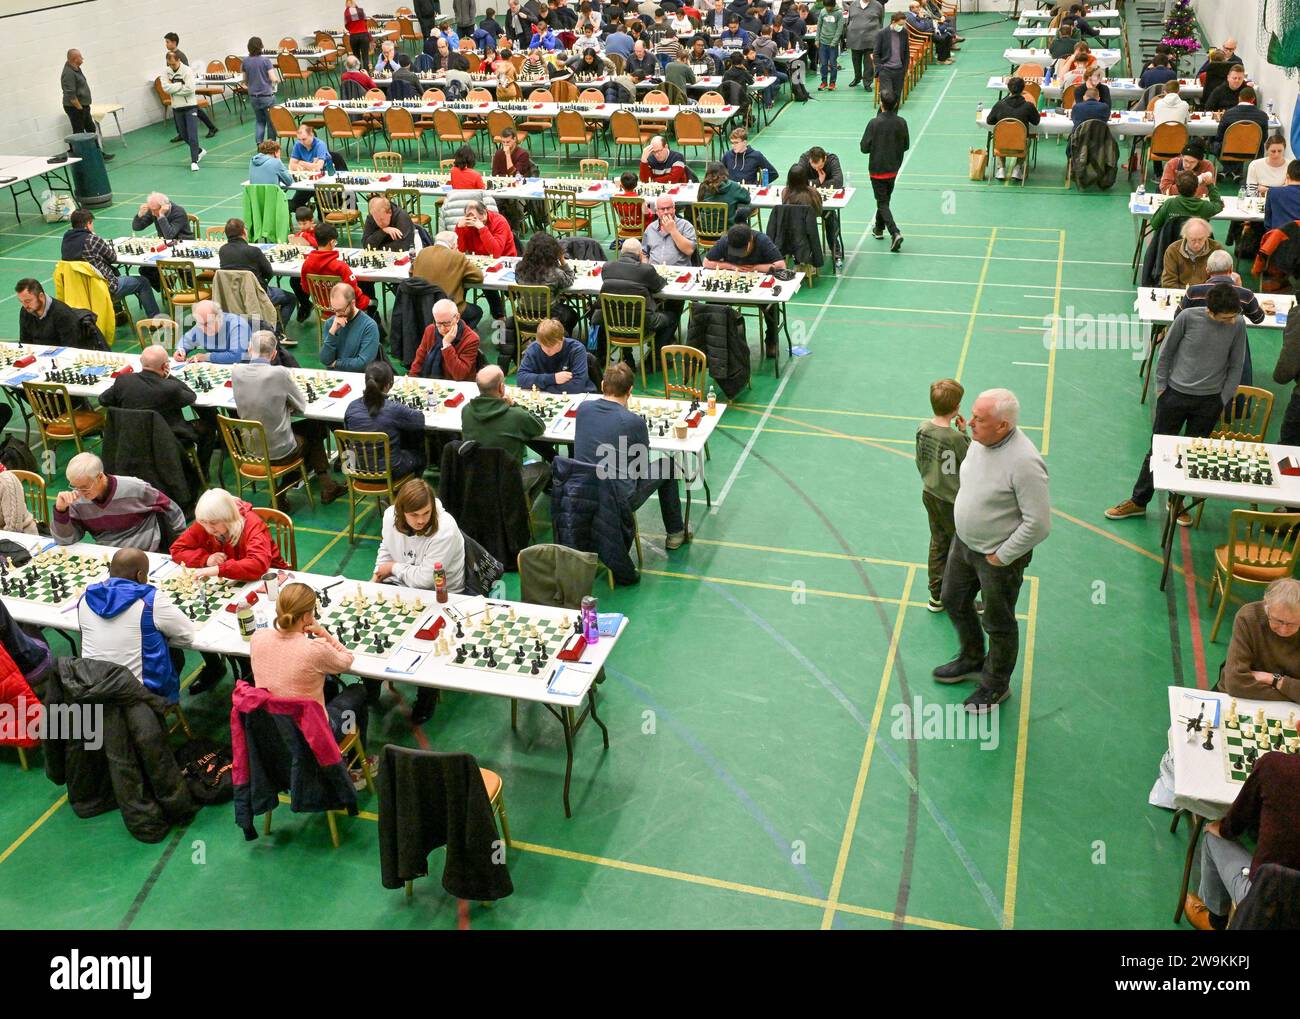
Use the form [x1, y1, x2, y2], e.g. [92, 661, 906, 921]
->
[63, 131, 111, 208]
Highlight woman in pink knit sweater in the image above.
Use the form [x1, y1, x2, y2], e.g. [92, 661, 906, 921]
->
[250, 582, 376, 782]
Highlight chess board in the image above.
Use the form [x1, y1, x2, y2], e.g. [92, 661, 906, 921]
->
[344, 251, 397, 270]
[70, 353, 130, 372]
[1178, 439, 1276, 487]
[264, 244, 307, 264]
[177, 362, 232, 393]
[316, 584, 430, 657]
[443, 605, 580, 678]
[628, 397, 695, 437]
[170, 243, 216, 259]
[1223, 711, 1300, 782]
[293, 371, 345, 402]
[0, 548, 110, 607]
[113, 237, 156, 256]
[691, 271, 764, 295]
[42, 365, 112, 386]
[159, 571, 242, 624]
[390, 378, 456, 410]
[508, 386, 576, 422]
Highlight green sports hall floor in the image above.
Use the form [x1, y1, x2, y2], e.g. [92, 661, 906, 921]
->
[0, 15, 1244, 930]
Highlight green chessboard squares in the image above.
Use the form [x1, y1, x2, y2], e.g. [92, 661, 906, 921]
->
[0, 548, 109, 605]
[1224, 710, 1300, 782]
[159, 570, 243, 624]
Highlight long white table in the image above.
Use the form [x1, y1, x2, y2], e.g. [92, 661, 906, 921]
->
[0, 154, 81, 226]
[0, 531, 625, 815]
[277, 97, 740, 127]
[1004, 46, 1123, 69]
[976, 108, 1281, 139]
[1012, 25, 1120, 40]
[1135, 286, 1289, 328]
[1019, 7, 1119, 20]
[986, 75, 1211, 103]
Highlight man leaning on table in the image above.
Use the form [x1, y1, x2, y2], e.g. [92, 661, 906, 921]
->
[177, 301, 251, 364]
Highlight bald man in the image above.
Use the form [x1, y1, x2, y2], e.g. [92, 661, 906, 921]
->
[461, 363, 553, 502]
[61, 48, 113, 159]
[99, 344, 216, 476]
[362, 195, 415, 251]
[78, 548, 195, 701]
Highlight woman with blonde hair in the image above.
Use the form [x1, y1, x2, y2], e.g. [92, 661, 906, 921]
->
[250, 582, 376, 785]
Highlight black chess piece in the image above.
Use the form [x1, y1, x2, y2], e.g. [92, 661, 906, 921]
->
[470, 644, 479, 658]
[455, 621, 464, 638]
[530, 660, 540, 675]
[455, 645, 467, 663]
[1203, 727, 1215, 751]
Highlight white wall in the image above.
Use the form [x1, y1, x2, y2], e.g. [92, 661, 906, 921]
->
[0, 0, 347, 155]
[1195, 0, 1300, 149]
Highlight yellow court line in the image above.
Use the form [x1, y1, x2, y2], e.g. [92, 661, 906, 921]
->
[955, 227, 998, 382]
[724, 406, 915, 459]
[641, 568, 904, 606]
[718, 423, 914, 447]
[644, 533, 922, 571]
[836, 221, 1062, 233]
[0, 794, 68, 867]
[732, 402, 1045, 431]
[821, 567, 916, 929]
[1003, 574, 1039, 929]
[303, 505, 375, 571]
[1040, 231, 1066, 456]
[295, 524, 381, 542]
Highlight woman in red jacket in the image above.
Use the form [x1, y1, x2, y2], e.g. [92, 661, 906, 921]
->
[344, 2, 372, 68]
[171, 489, 290, 582]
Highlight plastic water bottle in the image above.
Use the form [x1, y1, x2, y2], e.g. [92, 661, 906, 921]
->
[1043, 64, 1051, 86]
[1137, 181, 1146, 200]
[707, 386, 717, 415]
[434, 561, 448, 603]
[581, 595, 599, 644]
[760, 167, 770, 186]
[237, 601, 255, 641]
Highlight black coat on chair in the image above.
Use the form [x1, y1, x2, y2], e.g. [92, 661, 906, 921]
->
[102, 405, 194, 521]
[438, 439, 532, 570]
[765, 203, 824, 268]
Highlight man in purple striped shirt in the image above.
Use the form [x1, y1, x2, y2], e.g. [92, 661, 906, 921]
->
[51, 453, 185, 553]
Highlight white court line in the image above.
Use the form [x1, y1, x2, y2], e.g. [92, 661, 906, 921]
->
[711, 71, 962, 512]
[1012, 361, 1050, 367]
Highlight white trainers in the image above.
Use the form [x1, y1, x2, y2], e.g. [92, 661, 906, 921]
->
[197, 148, 207, 163]
[994, 163, 1006, 180]
[190, 161, 199, 171]
[1011, 163, 1024, 181]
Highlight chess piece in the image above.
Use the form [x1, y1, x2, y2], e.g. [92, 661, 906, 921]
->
[1227, 701, 1238, 726]
[1202, 724, 1215, 751]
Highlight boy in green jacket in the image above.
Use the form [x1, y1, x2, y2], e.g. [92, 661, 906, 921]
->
[1150, 171, 1225, 231]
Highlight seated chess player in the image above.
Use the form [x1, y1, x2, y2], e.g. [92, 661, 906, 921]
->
[1160, 142, 1217, 198]
[1248, 135, 1290, 196]
[1184, 744, 1300, 929]
[52, 453, 185, 552]
[639, 136, 689, 184]
[600, 238, 681, 369]
[1150, 170, 1224, 232]
[642, 196, 697, 267]
[517, 317, 594, 394]
[231, 331, 346, 504]
[61, 208, 161, 319]
[320, 283, 382, 373]
[342, 360, 428, 482]
[461, 364, 553, 506]
[1161, 217, 1224, 290]
[373, 477, 465, 724]
[170, 487, 290, 581]
[15, 278, 94, 348]
[1215, 87, 1270, 164]
[0, 460, 37, 535]
[250, 582, 374, 763]
[574, 361, 689, 548]
[1263, 159, 1300, 232]
[409, 299, 481, 381]
[703, 222, 786, 359]
[78, 548, 194, 702]
[1221, 578, 1300, 703]
[362, 195, 415, 252]
[1178, 249, 1266, 325]
[217, 217, 298, 327]
[412, 231, 486, 333]
[177, 300, 251, 364]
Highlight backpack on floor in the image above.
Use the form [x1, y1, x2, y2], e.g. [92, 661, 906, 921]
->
[0, 437, 39, 474]
[175, 737, 234, 805]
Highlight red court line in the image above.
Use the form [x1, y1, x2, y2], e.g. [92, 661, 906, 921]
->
[1178, 525, 1210, 690]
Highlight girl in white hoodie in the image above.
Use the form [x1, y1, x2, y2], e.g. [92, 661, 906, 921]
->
[373, 479, 466, 595]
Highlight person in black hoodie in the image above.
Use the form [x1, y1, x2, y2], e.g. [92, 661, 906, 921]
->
[859, 88, 909, 251]
[987, 76, 1040, 182]
[218, 218, 297, 326]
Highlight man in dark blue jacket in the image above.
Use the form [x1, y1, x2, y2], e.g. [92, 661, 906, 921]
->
[574, 362, 687, 547]
[517, 318, 595, 393]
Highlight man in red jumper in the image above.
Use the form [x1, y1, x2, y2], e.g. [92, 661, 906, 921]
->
[455, 199, 516, 321]
[299, 222, 378, 321]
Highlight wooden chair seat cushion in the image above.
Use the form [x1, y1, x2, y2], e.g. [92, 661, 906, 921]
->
[1215, 543, 1294, 581]
[45, 411, 105, 436]
[238, 457, 303, 479]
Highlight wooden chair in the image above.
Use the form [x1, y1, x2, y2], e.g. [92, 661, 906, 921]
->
[1013, 62, 1045, 81]
[187, 213, 202, 238]
[253, 505, 298, 569]
[23, 381, 103, 453]
[578, 88, 604, 104]
[397, 16, 422, 51]
[487, 109, 519, 147]
[198, 60, 232, 116]
[611, 194, 647, 243]
[550, 78, 578, 103]
[156, 260, 212, 322]
[263, 727, 374, 847]
[990, 119, 1029, 185]
[1209, 510, 1300, 641]
[1022, 80, 1042, 105]
[278, 36, 299, 51]
[600, 292, 652, 388]
[218, 415, 314, 513]
[672, 110, 712, 165]
[333, 429, 415, 542]
[304, 272, 343, 344]
[134, 316, 180, 353]
[661, 344, 707, 401]
[690, 201, 729, 247]
[383, 106, 427, 156]
[269, 105, 300, 143]
[414, 87, 446, 131]
[577, 157, 611, 234]
[1144, 120, 1188, 182]
[323, 104, 372, 160]
[507, 284, 553, 351]
[553, 110, 595, 160]
[314, 182, 362, 245]
[1192, 387, 1276, 528]
[386, 187, 431, 230]
[1219, 120, 1265, 179]
[372, 149, 404, 172]
[609, 109, 648, 163]
[543, 185, 591, 236]
[204, 226, 226, 243]
[432, 108, 480, 160]
[518, 89, 554, 151]
[11, 469, 48, 530]
[276, 52, 311, 96]
[640, 88, 671, 134]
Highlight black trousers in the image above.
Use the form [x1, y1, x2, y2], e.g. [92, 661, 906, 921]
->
[1283, 389, 1300, 447]
[63, 104, 94, 135]
[349, 32, 371, 69]
[941, 536, 1030, 695]
[876, 67, 905, 103]
[1130, 386, 1224, 507]
[871, 175, 900, 238]
[850, 48, 874, 85]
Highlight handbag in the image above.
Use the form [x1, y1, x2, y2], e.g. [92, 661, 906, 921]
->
[969, 147, 988, 181]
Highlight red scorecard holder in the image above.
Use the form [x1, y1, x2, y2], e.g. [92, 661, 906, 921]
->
[225, 590, 260, 613]
[675, 272, 692, 283]
[330, 383, 352, 398]
[686, 409, 703, 427]
[557, 632, 586, 661]
[1279, 457, 1300, 477]
[596, 103, 607, 109]
[834, 189, 845, 200]
[223, 379, 233, 387]
[759, 276, 775, 289]
[395, 254, 410, 266]
[488, 261, 505, 273]
[377, 174, 392, 181]
[564, 404, 578, 418]
[589, 264, 602, 276]
[111, 364, 133, 377]
[13, 356, 35, 368]
[587, 182, 602, 191]
[444, 391, 465, 408]
[414, 615, 445, 641]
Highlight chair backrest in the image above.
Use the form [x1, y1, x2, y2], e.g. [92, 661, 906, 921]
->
[696, 90, 724, 105]
[689, 201, 729, 245]
[23, 382, 87, 447]
[579, 88, 604, 103]
[386, 187, 423, 219]
[467, 87, 493, 102]
[673, 110, 706, 144]
[135, 316, 180, 352]
[1221, 120, 1265, 162]
[510, 53, 526, 70]
[315, 86, 339, 101]
[644, 89, 669, 105]
[333, 429, 399, 487]
[304, 273, 342, 313]
[422, 87, 446, 102]
[1022, 81, 1042, 105]
[555, 109, 587, 139]
[599, 292, 648, 339]
[10, 469, 48, 528]
[324, 105, 362, 137]
[187, 213, 201, 237]
[153, 77, 172, 109]
[314, 182, 348, 213]
[551, 79, 577, 102]
[217, 415, 273, 472]
[278, 36, 298, 51]
[579, 157, 609, 180]
[316, 31, 336, 49]
[398, 16, 420, 42]
[610, 194, 647, 239]
[439, 157, 457, 172]
[466, 53, 482, 72]
[507, 284, 553, 343]
[250, 506, 296, 568]
[384, 106, 418, 135]
[528, 88, 553, 104]
[609, 109, 640, 142]
[487, 109, 516, 138]
[434, 107, 465, 138]
[1224, 509, 1300, 578]
[364, 87, 387, 103]
[1214, 386, 1274, 442]
[157, 259, 201, 302]
[269, 105, 300, 138]
[373, 150, 404, 172]
[225, 54, 244, 75]
[1150, 120, 1188, 158]
[991, 118, 1029, 157]
[661, 344, 707, 401]
[206, 59, 227, 76]
[204, 226, 226, 242]
[277, 53, 306, 79]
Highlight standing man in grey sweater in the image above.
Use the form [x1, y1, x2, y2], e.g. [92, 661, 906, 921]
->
[1106, 283, 1247, 522]
[935, 388, 1051, 713]
[231, 331, 346, 504]
[844, 0, 885, 92]
[60, 49, 113, 160]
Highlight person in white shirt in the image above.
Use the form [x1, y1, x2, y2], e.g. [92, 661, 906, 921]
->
[78, 548, 195, 702]
[373, 477, 466, 595]
[669, 10, 694, 35]
[1152, 79, 1190, 127]
[1248, 135, 1290, 195]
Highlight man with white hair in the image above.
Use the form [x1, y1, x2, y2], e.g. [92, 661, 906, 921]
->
[362, 195, 415, 252]
[409, 298, 482, 380]
[1107, 282, 1246, 523]
[412, 230, 486, 330]
[934, 387, 1050, 713]
[178, 300, 252, 364]
[1222, 577, 1300, 702]
[100, 344, 216, 476]
[320, 283, 381, 372]
[1196, 37, 1244, 77]
[1178, 249, 1266, 328]
[52, 452, 185, 552]
[131, 191, 193, 289]
[639, 135, 689, 184]
[641, 196, 697, 267]
[232, 331, 346, 503]
[1161, 217, 1223, 290]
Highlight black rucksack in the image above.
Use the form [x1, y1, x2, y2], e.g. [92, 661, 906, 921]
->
[0, 437, 39, 474]
[175, 737, 234, 805]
